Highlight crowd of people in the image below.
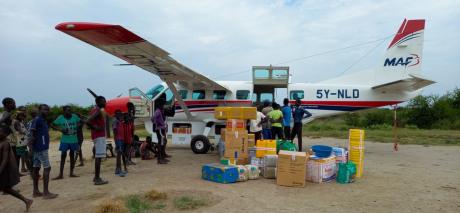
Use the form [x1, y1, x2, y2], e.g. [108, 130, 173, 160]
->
[0, 96, 170, 211]
[250, 98, 312, 151]
[0, 94, 308, 211]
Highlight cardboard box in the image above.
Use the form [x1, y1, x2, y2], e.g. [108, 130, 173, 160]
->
[306, 155, 336, 183]
[226, 119, 246, 131]
[214, 107, 230, 120]
[276, 150, 307, 187]
[214, 107, 257, 120]
[241, 107, 257, 120]
[229, 157, 249, 165]
[224, 130, 249, 158]
[248, 134, 255, 148]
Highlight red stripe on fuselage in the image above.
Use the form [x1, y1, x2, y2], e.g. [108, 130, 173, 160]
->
[55, 22, 145, 45]
[174, 100, 252, 106]
[290, 100, 402, 107]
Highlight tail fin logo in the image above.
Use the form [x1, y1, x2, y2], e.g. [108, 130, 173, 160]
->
[384, 54, 420, 67]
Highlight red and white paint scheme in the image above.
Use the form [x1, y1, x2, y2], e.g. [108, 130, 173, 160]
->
[56, 19, 434, 154]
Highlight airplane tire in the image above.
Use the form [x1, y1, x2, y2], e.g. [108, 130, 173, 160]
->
[191, 135, 210, 154]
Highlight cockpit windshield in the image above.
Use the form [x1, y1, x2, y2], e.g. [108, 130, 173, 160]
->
[145, 84, 165, 99]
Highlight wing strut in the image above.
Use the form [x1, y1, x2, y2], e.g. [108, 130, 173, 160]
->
[165, 81, 192, 120]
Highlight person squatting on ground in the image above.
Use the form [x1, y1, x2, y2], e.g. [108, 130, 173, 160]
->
[0, 124, 33, 211]
[261, 100, 273, 139]
[268, 102, 284, 140]
[86, 96, 109, 185]
[290, 99, 312, 151]
[281, 98, 292, 140]
[30, 104, 58, 199]
[51, 106, 81, 180]
[113, 110, 127, 177]
[152, 102, 169, 164]
[249, 105, 265, 142]
[140, 136, 157, 160]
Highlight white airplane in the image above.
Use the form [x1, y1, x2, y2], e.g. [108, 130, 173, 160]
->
[56, 19, 434, 154]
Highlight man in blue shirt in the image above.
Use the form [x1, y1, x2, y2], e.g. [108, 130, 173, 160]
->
[281, 98, 292, 140]
[30, 104, 58, 199]
[290, 99, 312, 151]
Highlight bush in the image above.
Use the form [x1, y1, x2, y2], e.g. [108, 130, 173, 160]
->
[344, 113, 361, 127]
[95, 199, 128, 213]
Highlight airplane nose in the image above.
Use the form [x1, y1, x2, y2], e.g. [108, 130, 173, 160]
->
[105, 96, 130, 116]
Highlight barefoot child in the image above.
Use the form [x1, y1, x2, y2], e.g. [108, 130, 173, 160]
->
[30, 104, 58, 199]
[51, 106, 81, 179]
[86, 96, 109, 185]
[0, 124, 33, 211]
[112, 110, 127, 177]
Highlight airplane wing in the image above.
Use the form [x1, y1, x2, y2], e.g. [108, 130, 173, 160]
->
[372, 74, 435, 92]
[55, 22, 227, 91]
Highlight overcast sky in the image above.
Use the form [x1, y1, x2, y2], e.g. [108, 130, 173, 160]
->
[1, 0, 459, 106]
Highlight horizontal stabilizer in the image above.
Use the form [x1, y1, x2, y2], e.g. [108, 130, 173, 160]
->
[372, 74, 435, 92]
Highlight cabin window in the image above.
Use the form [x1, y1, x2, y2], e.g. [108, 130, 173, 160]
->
[165, 89, 174, 105]
[260, 93, 273, 102]
[272, 69, 289, 79]
[179, 90, 188, 100]
[213, 90, 226, 100]
[145, 85, 164, 99]
[192, 90, 206, 100]
[251, 93, 258, 102]
[254, 69, 269, 79]
[236, 90, 250, 100]
[290, 90, 304, 100]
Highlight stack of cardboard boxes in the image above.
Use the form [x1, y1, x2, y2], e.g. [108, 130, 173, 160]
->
[215, 107, 257, 165]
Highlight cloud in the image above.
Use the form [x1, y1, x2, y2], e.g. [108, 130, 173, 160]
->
[0, 0, 459, 106]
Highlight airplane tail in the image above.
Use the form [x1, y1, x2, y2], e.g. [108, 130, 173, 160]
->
[374, 19, 426, 85]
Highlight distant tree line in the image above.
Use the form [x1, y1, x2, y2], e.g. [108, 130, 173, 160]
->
[0, 103, 93, 121]
[344, 88, 460, 130]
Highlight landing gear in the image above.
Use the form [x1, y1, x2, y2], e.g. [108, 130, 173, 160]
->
[191, 135, 211, 154]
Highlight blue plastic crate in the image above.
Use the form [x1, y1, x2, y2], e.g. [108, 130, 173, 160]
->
[202, 163, 239, 184]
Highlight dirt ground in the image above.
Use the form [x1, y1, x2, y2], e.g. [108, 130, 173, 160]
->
[1, 137, 459, 213]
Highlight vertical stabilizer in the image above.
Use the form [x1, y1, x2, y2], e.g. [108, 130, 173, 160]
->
[375, 19, 425, 85]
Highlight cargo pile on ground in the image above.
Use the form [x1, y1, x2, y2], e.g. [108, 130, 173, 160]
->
[2, 137, 459, 212]
[203, 107, 366, 187]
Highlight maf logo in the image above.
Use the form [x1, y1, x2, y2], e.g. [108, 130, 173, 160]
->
[384, 54, 420, 67]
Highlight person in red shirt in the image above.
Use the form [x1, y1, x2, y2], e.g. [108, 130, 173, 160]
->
[112, 110, 127, 177]
[85, 96, 109, 185]
[123, 113, 135, 165]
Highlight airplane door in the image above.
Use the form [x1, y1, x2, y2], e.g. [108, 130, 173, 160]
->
[128, 87, 151, 118]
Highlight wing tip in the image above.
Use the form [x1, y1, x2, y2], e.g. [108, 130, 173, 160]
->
[55, 22, 116, 31]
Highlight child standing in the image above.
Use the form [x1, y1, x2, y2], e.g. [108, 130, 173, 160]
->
[52, 106, 81, 179]
[123, 113, 135, 165]
[112, 110, 127, 177]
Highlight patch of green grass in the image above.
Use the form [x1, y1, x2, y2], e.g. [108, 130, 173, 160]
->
[151, 202, 166, 210]
[305, 122, 460, 145]
[125, 195, 151, 213]
[173, 196, 207, 210]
